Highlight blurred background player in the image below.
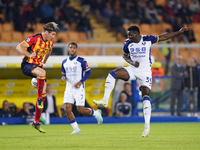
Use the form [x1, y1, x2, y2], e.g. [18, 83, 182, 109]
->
[170, 55, 185, 116]
[93, 25, 189, 137]
[43, 84, 58, 117]
[61, 42, 103, 134]
[184, 57, 199, 117]
[16, 22, 58, 133]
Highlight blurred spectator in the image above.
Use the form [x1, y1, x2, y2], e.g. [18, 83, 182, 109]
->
[109, 10, 127, 38]
[191, 55, 200, 73]
[170, 55, 185, 116]
[17, 102, 32, 118]
[191, 55, 200, 110]
[77, 12, 93, 39]
[177, 0, 193, 24]
[61, 0, 81, 25]
[81, 0, 91, 13]
[145, 0, 160, 24]
[159, 29, 172, 75]
[57, 19, 68, 32]
[40, 0, 54, 23]
[184, 27, 196, 43]
[134, 0, 150, 24]
[29, 0, 42, 24]
[189, 0, 199, 14]
[172, 17, 189, 43]
[162, 0, 175, 24]
[0, 100, 12, 118]
[102, 2, 114, 28]
[114, 93, 132, 117]
[14, 6, 33, 32]
[184, 57, 199, 117]
[192, 9, 200, 23]
[50, 7, 63, 24]
[5, 0, 16, 22]
[120, 82, 135, 109]
[21, 0, 31, 15]
[43, 84, 58, 117]
[90, 0, 104, 23]
[123, 1, 135, 24]
[113, 0, 122, 14]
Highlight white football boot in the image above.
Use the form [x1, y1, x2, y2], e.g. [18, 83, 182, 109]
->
[70, 128, 81, 135]
[93, 99, 108, 108]
[95, 109, 103, 125]
[142, 128, 150, 137]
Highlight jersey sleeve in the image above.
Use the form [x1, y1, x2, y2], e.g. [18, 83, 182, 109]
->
[81, 59, 90, 72]
[143, 35, 159, 44]
[61, 59, 67, 77]
[24, 35, 35, 47]
[123, 40, 130, 55]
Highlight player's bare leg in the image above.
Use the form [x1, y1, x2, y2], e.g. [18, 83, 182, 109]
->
[65, 104, 81, 134]
[77, 107, 103, 124]
[93, 68, 129, 108]
[141, 87, 151, 137]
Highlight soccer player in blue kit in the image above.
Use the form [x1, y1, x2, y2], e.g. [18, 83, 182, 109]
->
[61, 42, 103, 134]
[93, 25, 189, 137]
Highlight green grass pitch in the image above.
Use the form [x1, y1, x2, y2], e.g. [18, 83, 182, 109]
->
[0, 123, 199, 150]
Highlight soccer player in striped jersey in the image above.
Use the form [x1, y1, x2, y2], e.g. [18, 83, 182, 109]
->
[16, 22, 58, 133]
[61, 42, 103, 134]
[93, 25, 189, 137]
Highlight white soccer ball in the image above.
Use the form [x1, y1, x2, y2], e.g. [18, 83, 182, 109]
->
[31, 78, 37, 88]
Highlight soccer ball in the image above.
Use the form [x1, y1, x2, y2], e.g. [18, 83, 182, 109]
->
[31, 78, 37, 88]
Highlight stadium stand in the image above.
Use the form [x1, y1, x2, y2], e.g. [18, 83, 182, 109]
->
[2, 22, 13, 32]
[12, 32, 23, 43]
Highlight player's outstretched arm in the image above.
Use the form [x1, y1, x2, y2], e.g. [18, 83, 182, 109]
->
[158, 27, 189, 42]
[16, 41, 36, 58]
[122, 53, 139, 67]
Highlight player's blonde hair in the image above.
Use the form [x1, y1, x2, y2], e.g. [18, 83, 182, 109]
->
[43, 22, 59, 33]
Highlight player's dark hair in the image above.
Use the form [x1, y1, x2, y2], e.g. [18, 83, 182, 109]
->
[68, 42, 78, 48]
[43, 22, 59, 33]
[128, 25, 140, 34]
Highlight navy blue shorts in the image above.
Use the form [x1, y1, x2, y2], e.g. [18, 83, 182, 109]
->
[21, 62, 42, 78]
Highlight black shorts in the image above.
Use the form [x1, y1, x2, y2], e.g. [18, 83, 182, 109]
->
[21, 62, 42, 78]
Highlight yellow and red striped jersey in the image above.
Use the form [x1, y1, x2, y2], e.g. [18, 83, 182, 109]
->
[22, 33, 53, 66]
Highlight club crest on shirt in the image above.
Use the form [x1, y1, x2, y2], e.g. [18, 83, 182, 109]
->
[142, 42, 146, 45]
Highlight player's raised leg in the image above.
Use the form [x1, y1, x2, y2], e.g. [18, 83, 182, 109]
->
[93, 68, 129, 108]
[93, 71, 117, 108]
[141, 87, 151, 137]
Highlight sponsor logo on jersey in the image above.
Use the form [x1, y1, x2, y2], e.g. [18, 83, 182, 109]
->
[26, 38, 30, 42]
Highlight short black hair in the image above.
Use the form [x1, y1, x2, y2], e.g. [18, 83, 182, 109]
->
[127, 25, 140, 34]
[68, 42, 78, 48]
